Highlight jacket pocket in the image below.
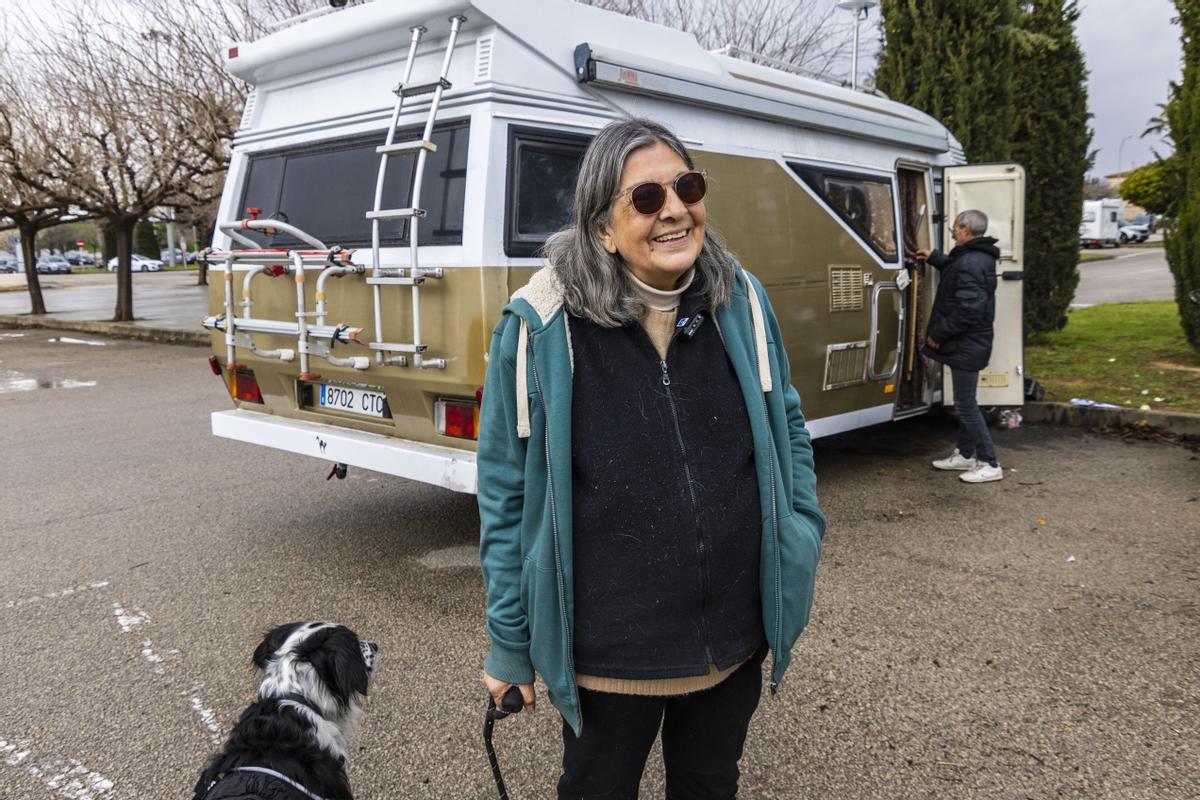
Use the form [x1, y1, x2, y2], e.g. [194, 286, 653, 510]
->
[523, 559, 572, 701]
[777, 512, 821, 649]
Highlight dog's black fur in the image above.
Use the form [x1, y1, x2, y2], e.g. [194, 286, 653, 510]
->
[193, 622, 376, 800]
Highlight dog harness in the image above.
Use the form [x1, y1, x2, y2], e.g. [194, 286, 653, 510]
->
[203, 767, 330, 800]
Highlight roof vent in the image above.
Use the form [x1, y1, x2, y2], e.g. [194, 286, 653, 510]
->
[475, 35, 494, 83]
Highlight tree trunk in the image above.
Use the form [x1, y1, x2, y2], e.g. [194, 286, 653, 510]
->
[195, 217, 209, 286]
[112, 217, 136, 322]
[19, 223, 46, 315]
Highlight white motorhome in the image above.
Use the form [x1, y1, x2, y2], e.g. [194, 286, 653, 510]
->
[1080, 199, 1123, 248]
[204, 0, 1025, 493]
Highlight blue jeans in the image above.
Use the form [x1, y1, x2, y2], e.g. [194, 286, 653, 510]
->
[951, 368, 997, 467]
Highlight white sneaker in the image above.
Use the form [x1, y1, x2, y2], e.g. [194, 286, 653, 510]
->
[932, 449, 977, 471]
[960, 463, 1003, 483]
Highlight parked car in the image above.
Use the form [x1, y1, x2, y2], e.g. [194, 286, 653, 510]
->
[65, 251, 97, 267]
[1129, 213, 1157, 234]
[107, 254, 165, 272]
[36, 255, 73, 274]
[159, 248, 197, 264]
[1118, 221, 1149, 245]
[0, 251, 18, 273]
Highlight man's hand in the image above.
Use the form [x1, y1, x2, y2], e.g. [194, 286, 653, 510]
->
[915, 247, 932, 262]
[926, 335, 939, 349]
[482, 670, 536, 712]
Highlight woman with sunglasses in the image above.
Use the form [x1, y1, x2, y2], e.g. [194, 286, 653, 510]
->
[478, 118, 825, 799]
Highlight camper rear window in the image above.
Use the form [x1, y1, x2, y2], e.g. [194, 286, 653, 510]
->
[505, 127, 592, 257]
[790, 164, 899, 262]
[235, 121, 469, 249]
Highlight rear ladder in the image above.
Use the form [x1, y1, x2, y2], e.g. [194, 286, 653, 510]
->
[367, 15, 467, 370]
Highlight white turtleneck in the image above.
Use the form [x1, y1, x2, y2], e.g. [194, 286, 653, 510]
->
[628, 268, 694, 359]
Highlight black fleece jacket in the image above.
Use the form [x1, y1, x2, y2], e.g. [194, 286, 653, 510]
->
[568, 284, 764, 680]
[922, 236, 1000, 371]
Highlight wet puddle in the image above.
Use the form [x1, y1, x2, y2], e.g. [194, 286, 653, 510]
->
[0, 370, 97, 394]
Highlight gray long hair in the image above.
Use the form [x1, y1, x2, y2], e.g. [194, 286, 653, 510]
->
[542, 118, 738, 327]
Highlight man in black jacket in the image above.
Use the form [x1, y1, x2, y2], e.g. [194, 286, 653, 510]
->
[916, 209, 1003, 483]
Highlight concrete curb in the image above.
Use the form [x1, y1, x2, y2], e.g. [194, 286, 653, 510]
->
[0, 314, 209, 347]
[1024, 401, 1200, 438]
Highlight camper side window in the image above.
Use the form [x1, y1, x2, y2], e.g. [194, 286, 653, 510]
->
[235, 121, 469, 249]
[505, 127, 592, 257]
[790, 164, 899, 262]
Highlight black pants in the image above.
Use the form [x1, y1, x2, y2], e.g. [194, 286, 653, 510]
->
[558, 650, 766, 800]
[951, 367, 997, 466]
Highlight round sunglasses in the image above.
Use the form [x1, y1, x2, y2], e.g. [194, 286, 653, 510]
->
[613, 170, 708, 215]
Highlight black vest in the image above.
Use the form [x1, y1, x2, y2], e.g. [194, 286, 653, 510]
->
[569, 287, 763, 679]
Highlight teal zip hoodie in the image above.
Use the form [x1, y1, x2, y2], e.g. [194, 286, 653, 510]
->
[478, 265, 825, 735]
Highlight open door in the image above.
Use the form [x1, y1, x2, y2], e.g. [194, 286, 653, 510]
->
[942, 163, 1025, 407]
[895, 164, 936, 418]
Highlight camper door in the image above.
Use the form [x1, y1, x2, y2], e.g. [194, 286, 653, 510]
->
[942, 164, 1025, 407]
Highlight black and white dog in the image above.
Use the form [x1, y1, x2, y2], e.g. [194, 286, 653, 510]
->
[194, 621, 378, 800]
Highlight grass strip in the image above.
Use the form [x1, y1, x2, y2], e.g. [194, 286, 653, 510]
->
[1026, 301, 1200, 414]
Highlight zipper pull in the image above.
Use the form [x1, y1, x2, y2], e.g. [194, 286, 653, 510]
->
[660, 360, 671, 386]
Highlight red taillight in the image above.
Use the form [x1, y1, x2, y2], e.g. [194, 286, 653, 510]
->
[208, 355, 222, 376]
[435, 398, 480, 440]
[228, 46, 239, 59]
[475, 387, 484, 404]
[231, 369, 264, 404]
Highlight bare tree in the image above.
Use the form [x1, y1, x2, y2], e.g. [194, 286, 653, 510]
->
[0, 183, 73, 317]
[0, 0, 243, 321]
[0, 66, 84, 315]
[579, 0, 853, 79]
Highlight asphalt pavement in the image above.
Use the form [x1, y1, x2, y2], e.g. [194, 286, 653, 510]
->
[1, 329, 1196, 799]
[1073, 245, 1174, 307]
[0, 271, 208, 334]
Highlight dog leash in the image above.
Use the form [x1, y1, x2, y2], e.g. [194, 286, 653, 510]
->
[483, 686, 525, 800]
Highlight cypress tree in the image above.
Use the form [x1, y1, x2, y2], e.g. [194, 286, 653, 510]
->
[134, 219, 159, 258]
[1011, 0, 1091, 335]
[1167, 1, 1200, 351]
[875, 0, 1020, 162]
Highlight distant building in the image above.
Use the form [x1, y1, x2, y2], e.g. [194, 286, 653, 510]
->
[1104, 170, 1147, 219]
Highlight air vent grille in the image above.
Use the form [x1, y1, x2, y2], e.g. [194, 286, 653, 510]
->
[239, 91, 257, 130]
[829, 266, 863, 312]
[824, 342, 868, 389]
[475, 36, 494, 83]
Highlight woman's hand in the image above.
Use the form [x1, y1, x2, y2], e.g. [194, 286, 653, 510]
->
[915, 247, 932, 262]
[482, 670, 536, 712]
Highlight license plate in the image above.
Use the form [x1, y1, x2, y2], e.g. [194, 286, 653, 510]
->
[318, 384, 389, 418]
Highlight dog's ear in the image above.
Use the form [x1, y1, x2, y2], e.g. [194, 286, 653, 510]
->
[253, 622, 304, 670]
[302, 625, 371, 707]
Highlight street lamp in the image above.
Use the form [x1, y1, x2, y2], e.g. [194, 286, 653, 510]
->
[838, 0, 879, 91]
[1116, 134, 1134, 175]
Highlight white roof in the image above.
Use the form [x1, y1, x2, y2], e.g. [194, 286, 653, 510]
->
[226, 0, 953, 153]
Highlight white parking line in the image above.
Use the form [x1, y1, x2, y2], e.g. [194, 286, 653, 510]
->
[1, 581, 111, 611]
[111, 600, 222, 745]
[0, 736, 116, 800]
[185, 685, 225, 747]
[111, 601, 150, 633]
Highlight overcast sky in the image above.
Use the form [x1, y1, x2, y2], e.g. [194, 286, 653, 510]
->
[850, 0, 1181, 179]
[1075, 0, 1180, 177]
